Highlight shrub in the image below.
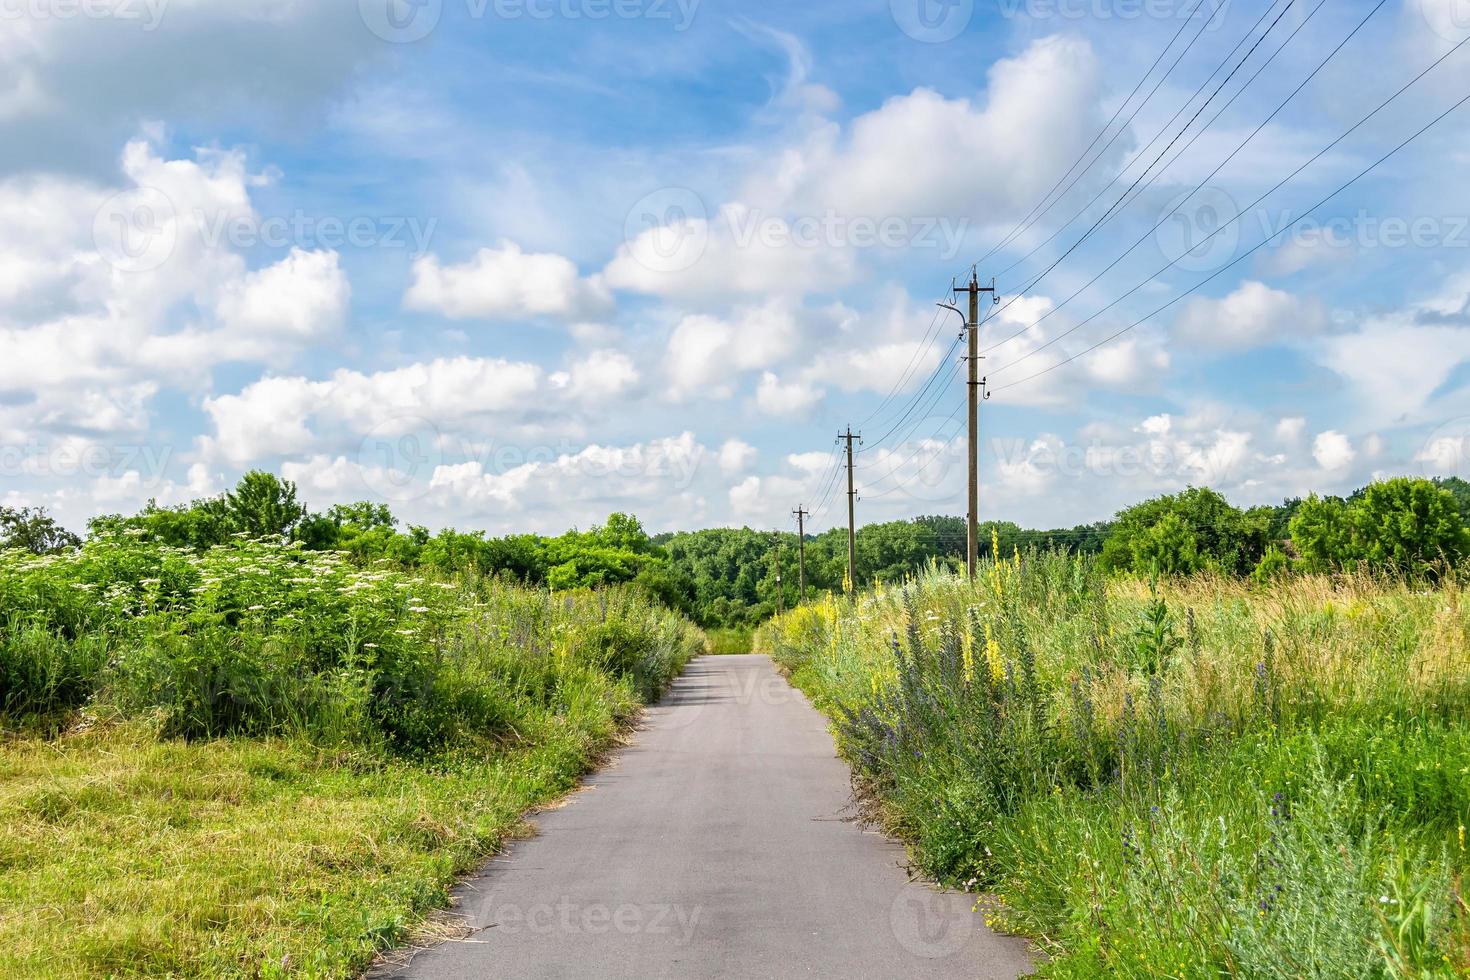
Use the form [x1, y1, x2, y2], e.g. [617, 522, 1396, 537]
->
[0, 535, 703, 752]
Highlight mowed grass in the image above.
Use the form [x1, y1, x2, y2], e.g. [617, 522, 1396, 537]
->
[0, 718, 624, 977]
[0, 535, 702, 977]
[759, 555, 1470, 976]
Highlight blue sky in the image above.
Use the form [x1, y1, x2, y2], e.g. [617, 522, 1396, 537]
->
[5, 0, 1470, 536]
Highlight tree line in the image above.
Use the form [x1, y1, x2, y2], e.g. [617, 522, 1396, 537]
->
[4, 472, 1469, 628]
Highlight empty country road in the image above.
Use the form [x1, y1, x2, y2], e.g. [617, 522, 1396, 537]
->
[375, 654, 1031, 980]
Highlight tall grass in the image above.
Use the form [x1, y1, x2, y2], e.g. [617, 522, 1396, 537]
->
[758, 553, 1470, 976]
[0, 534, 696, 748]
[0, 533, 703, 977]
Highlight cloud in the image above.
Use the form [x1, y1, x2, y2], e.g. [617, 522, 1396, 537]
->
[662, 301, 802, 400]
[1175, 281, 1326, 350]
[1275, 417, 1306, 444]
[1, 3, 382, 175]
[803, 337, 949, 394]
[746, 36, 1108, 222]
[201, 357, 544, 465]
[718, 439, 758, 476]
[405, 241, 613, 321]
[0, 137, 348, 449]
[214, 247, 349, 342]
[604, 37, 1107, 304]
[428, 432, 707, 516]
[550, 349, 640, 402]
[978, 296, 1171, 406]
[754, 371, 823, 415]
[1313, 430, 1356, 471]
[603, 202, 859, 301]
[1315, 314, 1470, 425]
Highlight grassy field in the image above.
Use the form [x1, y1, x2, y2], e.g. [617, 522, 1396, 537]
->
[702, 626, 754, 655]
[758, 553, 1470, 977]
[0, 536, 702, 977]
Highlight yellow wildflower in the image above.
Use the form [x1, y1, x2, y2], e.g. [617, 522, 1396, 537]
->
[984, 621, 1003, 684]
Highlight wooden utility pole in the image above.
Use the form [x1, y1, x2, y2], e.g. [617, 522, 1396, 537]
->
[954, 272, 996, 581]
[839, 427, 861, 594]
[792, 506, 809, 604]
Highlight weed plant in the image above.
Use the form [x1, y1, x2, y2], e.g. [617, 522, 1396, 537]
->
[759, 551, 1470, 975]
[0, 532, 702, 976]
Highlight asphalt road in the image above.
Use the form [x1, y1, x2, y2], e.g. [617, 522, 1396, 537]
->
[375, 654, 1031, 980]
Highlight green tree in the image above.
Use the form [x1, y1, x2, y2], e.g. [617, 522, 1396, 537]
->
[88, 499, 233, 549]
[1287, 494, 1355, 572]
[1353, 477, 1469, 576]
[1250, 543, 1293, 584]
[0, 506, 80, 554]
[220, 471, 306, 540]
[1101, 487, 1262, 576]
[1129, 512, 1201, 576]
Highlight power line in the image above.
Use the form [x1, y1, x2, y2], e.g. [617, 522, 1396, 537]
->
[797, 440, 842, 506]
[973, 0, 1222, 269]
[860, 416, 965, 500]
[853, 296, 951, 429]
[993, 0, 1300, 316]
[856, 360, 966, 485]
[991, 0, 1291, 295]
[979, 0, 1378, 358]
[991, 29, 1470, 381]
[1106, 0, 1345, 223]
[992, 83, 1470, 393]
[859, 335, 964, 453]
